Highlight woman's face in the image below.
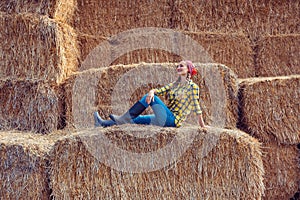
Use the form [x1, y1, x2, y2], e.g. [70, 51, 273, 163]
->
[176, 61, 189, 76]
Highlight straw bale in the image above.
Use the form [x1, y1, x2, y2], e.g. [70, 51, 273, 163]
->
[77, 31, 254, 78]
[0, 0, 76, 23]
[64, 63, 238, 128]
[256, 34, 300, 77]
[49, 125, 264, 199]
[0, 79, 59, 134]
[172, 0, 300, 40]
[261, 142, 300, 200]
[238, 75, 300, 145]
[0, 131, 57, 199]
[0, 13, 79, 84]
[77, 33, 180, 65]
[185, 32, 254, 78]
[72, 0, 172, 36]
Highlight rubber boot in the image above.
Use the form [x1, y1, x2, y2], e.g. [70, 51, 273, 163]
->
[94, 111, 116, 127]
[109, 101, 146, 125]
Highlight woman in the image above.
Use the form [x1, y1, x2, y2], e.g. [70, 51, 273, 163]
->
[94, 60, 206, 128]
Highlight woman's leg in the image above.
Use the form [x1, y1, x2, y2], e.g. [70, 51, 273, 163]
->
[139, 95, 176, 127]
[110, 94, 175, 127]
[94, 111, 116, 127]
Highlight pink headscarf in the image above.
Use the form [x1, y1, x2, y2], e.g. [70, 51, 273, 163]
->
[185, 60, 197, 77]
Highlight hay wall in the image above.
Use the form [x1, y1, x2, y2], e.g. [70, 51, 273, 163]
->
[238, 75, 300, 199]
[0, 131, 55, 199]
[256, 34, 300, 77]
[0, 0, 76, 23]
[238, 75, 300, 145]
[0, 13, 79, 84]
[64, 63, 238, 129]
[72, 0, 172, 36]
[172, 0, 300, 41]
[0, 79, 59, 134]
[49, 126, 264, 199]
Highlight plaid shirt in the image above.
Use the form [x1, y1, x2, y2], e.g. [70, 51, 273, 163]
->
[155, 80, 202, 127]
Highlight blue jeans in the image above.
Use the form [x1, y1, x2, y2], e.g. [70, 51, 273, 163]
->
[133, 95, 176, 127]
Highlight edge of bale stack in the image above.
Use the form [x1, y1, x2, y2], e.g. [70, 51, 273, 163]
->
[49, 125, 265, 199]
[238, 75, 300, 199]
[0, 13, 79, 84]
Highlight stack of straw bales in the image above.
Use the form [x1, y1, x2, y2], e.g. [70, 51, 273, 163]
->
[172, 0, 300, 40]
[0, 131, 55, 199]
[256, 34, 300, 77]
[0, 13, 79, 84]
[64, 63, 238, 129]
[0, 0, 76, 23]
[49, 125, 265, 199]
[238, 75, 300, 199]
[0, 79, 59, 134]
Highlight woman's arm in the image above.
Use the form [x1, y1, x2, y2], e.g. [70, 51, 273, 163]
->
[198, 114, 206, 128]
[146, 89, 156, 104]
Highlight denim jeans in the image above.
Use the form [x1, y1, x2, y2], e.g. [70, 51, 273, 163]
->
[133, 94, 176, 127]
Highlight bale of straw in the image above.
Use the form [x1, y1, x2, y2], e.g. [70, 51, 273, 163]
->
[0, 131, 58, 199]
[0, 13, 79, 84]
[238, 75, 300, 145]
[0, 0, 76, 23]
[172, 0, 300, 41]
[77, 31, 254, 78]
[49, 125, 264, 199]
[261, 142, 300, 200]
[256, 34, 300, 77]
[72, 0, 172, 36]
[64, 63, 238, 129]
[0, 79, 59, 134]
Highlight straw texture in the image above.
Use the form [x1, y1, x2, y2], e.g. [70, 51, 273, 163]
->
[0, 0, 76, 23]
[49, 125, 265, 199]
[0, 79, 59, 134]
[0, 13, 79, 84]
[256, 34, 300, 77]
[238, 75, 300, 145]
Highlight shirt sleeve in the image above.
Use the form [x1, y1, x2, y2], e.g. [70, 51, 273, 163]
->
[191, 83, 202, 114]
[155, 82, 173, 96]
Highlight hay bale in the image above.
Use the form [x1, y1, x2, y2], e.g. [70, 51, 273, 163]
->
[256, 34, 300, 77]
[185, 32, 254, 78]
[77, 33, 180, 66]
[0, 0, 76, 23]
[0, 131, 57, 199]
[172, 0, 300, 41]
[64, 63, 238, 129]
[79, 32, 254, 78]
[72, 0, 172, 36]
[0, 13, 79, 84]
[49, 125, 264, 199]
[238, 75, 300, 145]
[0, 79, 59, 134]
[261, 142, 300, 200]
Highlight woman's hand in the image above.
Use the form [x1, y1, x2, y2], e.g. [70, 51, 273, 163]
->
[146, 89, 155, 104]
